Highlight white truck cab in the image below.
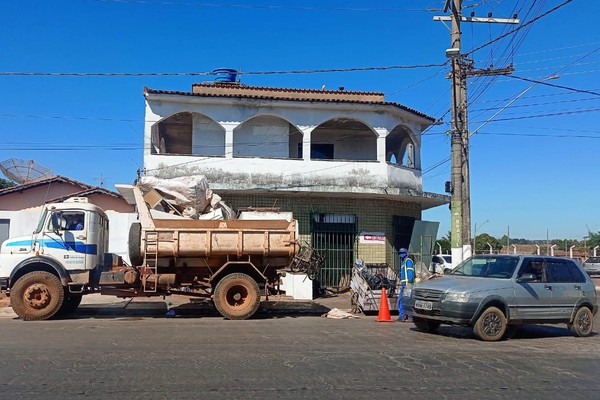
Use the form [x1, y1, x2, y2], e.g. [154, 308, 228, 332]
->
[0, 198, 110, 320]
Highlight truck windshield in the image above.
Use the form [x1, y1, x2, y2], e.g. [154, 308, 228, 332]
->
[33, 209, 48, 234]
[449, 256, 519, 279]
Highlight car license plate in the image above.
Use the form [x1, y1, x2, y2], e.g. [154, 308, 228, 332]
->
[414, 300, 433, 310]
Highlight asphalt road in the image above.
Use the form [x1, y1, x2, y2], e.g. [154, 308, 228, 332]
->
[1, 304, 599, 400]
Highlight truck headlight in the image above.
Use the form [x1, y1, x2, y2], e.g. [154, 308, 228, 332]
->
[444, 292, 470, 302]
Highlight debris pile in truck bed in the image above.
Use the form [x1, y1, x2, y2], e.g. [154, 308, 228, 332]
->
[138, 175, 234, 220]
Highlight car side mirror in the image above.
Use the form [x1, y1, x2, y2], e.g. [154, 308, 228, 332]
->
[517, 273, 536, 282]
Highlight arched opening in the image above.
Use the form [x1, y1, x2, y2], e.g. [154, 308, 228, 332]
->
[234, 116, 303, 159]
[151, 112, 225, 156]
[386, 125, 416, 168]
[311, 118, 377, 161]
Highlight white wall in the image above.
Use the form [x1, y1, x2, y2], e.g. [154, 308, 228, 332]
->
[234, 116, 289, 158]
[192, 113, 225, 156]
[0, 209, 44, 239]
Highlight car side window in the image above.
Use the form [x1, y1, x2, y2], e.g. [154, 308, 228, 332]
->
[518, 258, 546, 282]
[545, 260, 585, 283]
[567, 262, 586, 282]
[433, 256, 441, 263]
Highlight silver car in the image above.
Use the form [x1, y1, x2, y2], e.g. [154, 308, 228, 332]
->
[405, 255, 598, 341]
[583, 257, 600, 275]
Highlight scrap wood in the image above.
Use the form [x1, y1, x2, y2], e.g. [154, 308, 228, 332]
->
[321, 308, 360, 319]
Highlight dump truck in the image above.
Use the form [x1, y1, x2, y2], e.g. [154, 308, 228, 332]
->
[0, 184, 320, 320]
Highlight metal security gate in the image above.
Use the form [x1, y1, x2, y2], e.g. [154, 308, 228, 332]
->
[311, 214, 357, 289]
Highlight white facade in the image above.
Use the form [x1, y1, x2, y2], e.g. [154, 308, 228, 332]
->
[142, 84, 442, 205]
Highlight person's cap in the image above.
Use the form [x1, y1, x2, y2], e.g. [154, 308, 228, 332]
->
[399, 248, 408, 254]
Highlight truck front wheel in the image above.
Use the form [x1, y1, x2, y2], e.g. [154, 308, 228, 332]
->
[213, 273, 260, 320]
[11, 271, 65, 321]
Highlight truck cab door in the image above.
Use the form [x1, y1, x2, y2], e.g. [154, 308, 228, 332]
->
[44, 211, 90, 270]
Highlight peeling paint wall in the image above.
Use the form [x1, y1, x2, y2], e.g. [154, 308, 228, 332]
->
[143, 95, 429, 195]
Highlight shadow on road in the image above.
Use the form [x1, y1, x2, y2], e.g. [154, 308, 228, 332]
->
[409, 323, 598, 341]
[56, 300, 331, 320]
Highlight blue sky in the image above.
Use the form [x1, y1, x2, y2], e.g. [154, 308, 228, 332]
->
[0, 0, 598, 240]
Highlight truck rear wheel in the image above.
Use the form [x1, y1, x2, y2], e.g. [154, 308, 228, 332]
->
[213, 273, 260, 320]
[11, 271, 65, 321]
[57, 289, 83, 316]
[128, 222, 143, 266]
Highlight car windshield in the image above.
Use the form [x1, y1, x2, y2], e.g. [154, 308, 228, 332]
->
[442, 256, 452, 263]
[585, 257, 600, 264]
[449, 256, 519, 278]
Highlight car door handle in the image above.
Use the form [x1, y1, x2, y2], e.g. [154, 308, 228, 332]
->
[76, 235, 86, 240]
[574, 285, 581, 290]
[544, 285, 552, 290]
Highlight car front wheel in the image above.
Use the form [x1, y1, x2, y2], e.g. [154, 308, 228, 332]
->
[473, 306, 507, 341]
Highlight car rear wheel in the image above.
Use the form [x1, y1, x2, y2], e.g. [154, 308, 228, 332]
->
[473, 306, 507, 341]
[568, 306, 593, 337]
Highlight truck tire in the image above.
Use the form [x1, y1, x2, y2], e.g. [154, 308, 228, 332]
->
[11, 271, 65, 321]
[128, 222, 143, 266]
[57, 289, 83, 316]
[473, 306, 507, 341]
[213, 273, 261, 320]
[568, 306, 593, 337]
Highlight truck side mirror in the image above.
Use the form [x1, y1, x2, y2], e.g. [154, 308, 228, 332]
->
[50, 212, 61, 235]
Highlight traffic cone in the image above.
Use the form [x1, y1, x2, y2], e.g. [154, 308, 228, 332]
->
[376, 287, 394, 322]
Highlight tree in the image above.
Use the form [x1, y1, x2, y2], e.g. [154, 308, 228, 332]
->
[587, 231, 600, 248]
[0, 178, 16, 189]
[436, 239, 451, 254]
[473, 233, 502, 254]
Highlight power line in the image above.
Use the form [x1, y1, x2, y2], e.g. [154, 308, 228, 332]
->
[0, 62, 448, 77]
[505, 75, 600, 97]
[465, 0, 574, 56]
[469, 96, 599, 112]
[92, 0, 435, 12]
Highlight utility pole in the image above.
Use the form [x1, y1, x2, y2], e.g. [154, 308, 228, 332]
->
[435, 1, 518, 264]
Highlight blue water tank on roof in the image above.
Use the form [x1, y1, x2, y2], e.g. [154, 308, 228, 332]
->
[213, 68, 238, 82]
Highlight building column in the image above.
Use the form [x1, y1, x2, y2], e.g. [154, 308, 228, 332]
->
[374, 128, 388, 163]
[300, 126, 314, 161]
[221, 122, 237, 159]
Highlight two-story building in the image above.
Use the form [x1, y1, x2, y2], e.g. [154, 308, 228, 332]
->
[141, 80, 448, 288]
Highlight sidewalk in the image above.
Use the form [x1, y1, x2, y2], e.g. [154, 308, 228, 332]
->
[0, 291, 353, 319]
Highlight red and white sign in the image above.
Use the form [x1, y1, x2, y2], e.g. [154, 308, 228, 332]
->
[359, 232, 385, 244]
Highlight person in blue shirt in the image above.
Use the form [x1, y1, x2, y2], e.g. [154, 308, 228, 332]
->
[397, 248, 415, 322]
[68, 215, 84, 231]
